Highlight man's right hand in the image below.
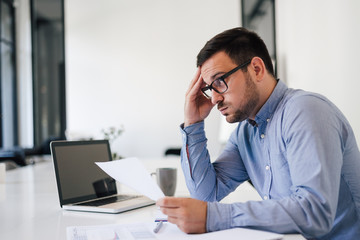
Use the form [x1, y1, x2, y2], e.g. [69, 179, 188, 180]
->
[184, 68, 215, 127]
[157, 197, 207, 234]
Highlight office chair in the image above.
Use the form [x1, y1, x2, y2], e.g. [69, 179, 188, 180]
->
[0, 147, 26, 166]
[164, 148, 181, 156]
[0, 136, 65, 168]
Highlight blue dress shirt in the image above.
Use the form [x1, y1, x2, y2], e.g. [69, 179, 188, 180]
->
[180, 80, 360, 239]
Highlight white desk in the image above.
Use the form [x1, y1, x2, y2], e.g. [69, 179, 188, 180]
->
[0, 157, 304, 240]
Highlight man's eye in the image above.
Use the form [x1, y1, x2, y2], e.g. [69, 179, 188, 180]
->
[213, 79, 223, 88]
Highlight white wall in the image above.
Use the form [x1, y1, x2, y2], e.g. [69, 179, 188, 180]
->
[66, 0, 360, 160]
[276, 0, 360, 143]
[65, 0, 240, 158]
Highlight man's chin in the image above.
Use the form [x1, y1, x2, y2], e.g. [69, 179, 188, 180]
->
[225, 114, 247, 123]
[225, 115, 238, 124]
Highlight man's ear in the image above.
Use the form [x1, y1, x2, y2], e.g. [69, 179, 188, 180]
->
[249, 57, 265, 82]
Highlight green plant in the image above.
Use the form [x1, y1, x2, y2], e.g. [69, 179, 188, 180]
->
[101, 125, 124, 159]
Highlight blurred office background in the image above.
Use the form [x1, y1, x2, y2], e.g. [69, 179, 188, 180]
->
[1, 0, 360, 166]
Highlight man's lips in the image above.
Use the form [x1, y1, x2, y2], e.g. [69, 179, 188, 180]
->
[218, 106, 228, 115]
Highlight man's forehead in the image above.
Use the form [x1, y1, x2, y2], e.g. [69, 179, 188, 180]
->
[200, 52, 235, 82]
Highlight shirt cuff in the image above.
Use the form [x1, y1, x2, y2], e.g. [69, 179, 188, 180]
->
[180, 121, 204, 132]
[206, 202, 232, 232]
[179, 121, 205, 146]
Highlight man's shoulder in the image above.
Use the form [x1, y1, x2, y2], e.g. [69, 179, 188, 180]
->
[275, 88, 347, 129]
[281, 88, 333, 112]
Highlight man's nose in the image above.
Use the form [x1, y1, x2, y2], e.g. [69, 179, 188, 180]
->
[211, 91, 224, 105]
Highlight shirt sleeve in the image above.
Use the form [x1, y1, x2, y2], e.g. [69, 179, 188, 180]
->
[206, 95, 349, 238]
[180, 121, 248, 201]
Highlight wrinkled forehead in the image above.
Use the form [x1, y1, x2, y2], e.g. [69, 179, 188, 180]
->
[200, 52, 236, 85]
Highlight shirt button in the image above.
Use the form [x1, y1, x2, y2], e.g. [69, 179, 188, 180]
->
[265, 165, 270, 170]
[266, 118, 270, 122]
[264, 195, 268, 200]
[261, 134, 265, 139]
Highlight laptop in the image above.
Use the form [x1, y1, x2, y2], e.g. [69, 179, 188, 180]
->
[50, 139, 155, 213]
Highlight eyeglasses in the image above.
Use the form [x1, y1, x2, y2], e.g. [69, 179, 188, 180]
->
[201, 59, 251, 99]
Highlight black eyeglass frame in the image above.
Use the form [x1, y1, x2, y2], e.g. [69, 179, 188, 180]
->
[201, 59, 251, 99]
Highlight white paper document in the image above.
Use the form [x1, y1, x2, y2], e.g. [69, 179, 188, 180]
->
[67, 223, 155, 240]
[96, 158, 165, 201]
[67, 222, 284, 240]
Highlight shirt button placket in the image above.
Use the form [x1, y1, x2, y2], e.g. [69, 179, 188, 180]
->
[264, 164, 271, 200]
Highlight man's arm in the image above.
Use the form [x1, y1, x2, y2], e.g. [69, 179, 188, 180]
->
[180, 121, 248, 201]
[180, 67, 248, 200]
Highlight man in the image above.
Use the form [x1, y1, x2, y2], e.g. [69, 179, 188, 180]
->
[157, 27, 360, 239]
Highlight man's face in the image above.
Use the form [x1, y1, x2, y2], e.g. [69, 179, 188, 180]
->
[200, 51, 260, 123]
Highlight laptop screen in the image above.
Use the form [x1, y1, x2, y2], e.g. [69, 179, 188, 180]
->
[51, 140, 115, 206]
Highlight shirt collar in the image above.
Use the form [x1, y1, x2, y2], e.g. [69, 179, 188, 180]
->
[251, 79, 288, 125]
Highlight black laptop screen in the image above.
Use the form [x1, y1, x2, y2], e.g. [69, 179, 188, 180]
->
[51, 140, 115, 205]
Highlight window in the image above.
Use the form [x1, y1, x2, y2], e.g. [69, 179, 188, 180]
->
[242, 0, 277, 75]
[0, 0, 17, 148]
[30, 0, 66, 147]
[1, 0, 65, 153]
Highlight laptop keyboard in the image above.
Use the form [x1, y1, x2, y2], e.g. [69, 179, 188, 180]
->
[77, 195, 139, 207]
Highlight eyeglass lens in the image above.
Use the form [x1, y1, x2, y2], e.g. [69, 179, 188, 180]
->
[203, 79, 227, 98]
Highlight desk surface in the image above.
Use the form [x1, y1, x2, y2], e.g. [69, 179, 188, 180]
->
[0, 158, 304, 240]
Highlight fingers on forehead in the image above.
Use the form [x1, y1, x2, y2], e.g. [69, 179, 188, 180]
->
[186, 69, 203, 95]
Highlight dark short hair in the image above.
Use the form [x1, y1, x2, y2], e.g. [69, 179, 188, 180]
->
[197, 27, 274, 76]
